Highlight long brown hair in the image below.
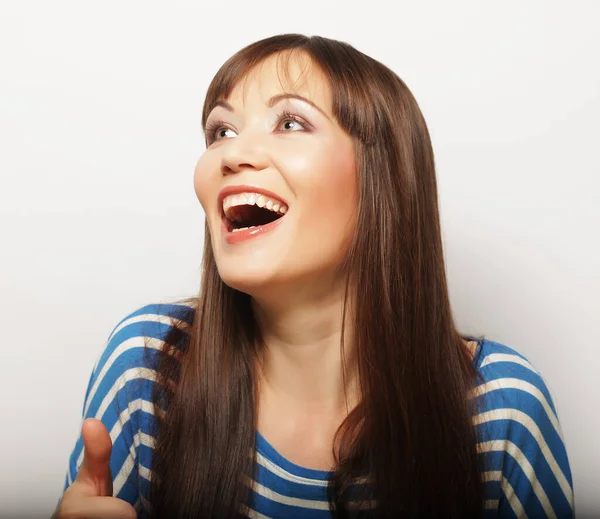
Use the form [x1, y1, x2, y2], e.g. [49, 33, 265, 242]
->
[147, 34, 489, 518]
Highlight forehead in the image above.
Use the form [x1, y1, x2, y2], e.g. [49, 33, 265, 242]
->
[226, 50, 332, 112]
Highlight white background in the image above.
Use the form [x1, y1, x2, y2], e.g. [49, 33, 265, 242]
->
[0, 0, 598, 517]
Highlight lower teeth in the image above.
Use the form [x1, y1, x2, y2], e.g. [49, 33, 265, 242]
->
[231, 225, 257, 233]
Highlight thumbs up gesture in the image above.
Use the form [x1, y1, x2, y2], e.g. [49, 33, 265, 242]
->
[53, 418, 137, 519]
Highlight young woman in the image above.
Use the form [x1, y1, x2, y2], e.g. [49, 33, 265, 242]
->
[54, 34, 574, 519]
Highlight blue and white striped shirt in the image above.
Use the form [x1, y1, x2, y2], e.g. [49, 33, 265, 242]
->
[62, 303, 575, 518]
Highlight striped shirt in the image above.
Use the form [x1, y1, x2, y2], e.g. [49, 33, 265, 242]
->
[62, 303, 575, 518]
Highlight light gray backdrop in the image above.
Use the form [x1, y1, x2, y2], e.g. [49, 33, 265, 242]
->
[1, 0, 598, 516]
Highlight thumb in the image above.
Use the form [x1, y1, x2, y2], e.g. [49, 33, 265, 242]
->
[76, 418, 113, 497]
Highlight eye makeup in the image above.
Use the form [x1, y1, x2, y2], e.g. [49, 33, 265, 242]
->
[204, 109, 313, 146]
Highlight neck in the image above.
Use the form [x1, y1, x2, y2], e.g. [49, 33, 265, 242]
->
[251, 280, 359, 417]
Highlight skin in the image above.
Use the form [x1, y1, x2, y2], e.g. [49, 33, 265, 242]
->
[194, 51, 479, 470]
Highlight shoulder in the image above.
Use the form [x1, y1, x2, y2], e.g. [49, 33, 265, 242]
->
[84, 300, 197, 418]
[95, 301, 196, 371]
[471, 339, 559, 419]
[102, 301, 196, 358]
[471, 338, 574, 517]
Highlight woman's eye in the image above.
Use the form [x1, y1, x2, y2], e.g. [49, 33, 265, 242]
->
[204, 125, 234, 145]
[277, 116, 306, 132]
[216, 128, 235, 140]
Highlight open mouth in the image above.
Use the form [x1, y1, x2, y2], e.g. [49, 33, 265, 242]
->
[222, 193, 288, 233]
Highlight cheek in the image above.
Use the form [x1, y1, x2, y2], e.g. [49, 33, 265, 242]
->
[304, 143, 357, 230]
[193, 155, 216, 213]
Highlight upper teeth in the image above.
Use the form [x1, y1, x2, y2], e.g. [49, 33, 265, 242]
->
[223, 192, 288, 216]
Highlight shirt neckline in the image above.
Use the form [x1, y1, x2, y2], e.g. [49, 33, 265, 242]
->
[255, 429, 334, 480]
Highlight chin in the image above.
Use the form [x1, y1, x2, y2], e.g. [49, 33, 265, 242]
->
[216, 265, 281, 296]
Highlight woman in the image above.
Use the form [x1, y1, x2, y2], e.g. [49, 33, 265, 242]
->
[54, 34, 574, 518]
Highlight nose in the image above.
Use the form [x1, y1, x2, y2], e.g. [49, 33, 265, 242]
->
[220, 130, 269, 176]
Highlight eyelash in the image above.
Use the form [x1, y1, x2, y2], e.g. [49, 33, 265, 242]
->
[205, 110, 309, 144]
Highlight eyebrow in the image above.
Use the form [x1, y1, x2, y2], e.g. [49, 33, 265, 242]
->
[209, 93, 331, 121]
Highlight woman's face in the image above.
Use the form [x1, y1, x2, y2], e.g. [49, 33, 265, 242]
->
[194, 52, 357, 297]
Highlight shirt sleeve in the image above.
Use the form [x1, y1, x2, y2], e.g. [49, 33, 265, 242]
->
[61, 316, 155, 513]
[496, 366, 575, 518]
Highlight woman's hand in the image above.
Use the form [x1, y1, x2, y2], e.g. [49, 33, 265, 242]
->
[53, 418, 137, 519]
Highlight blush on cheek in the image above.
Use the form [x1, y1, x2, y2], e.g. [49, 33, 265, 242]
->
[329, 139, 356, 187]
[319, 150, 357, 221]
[308, 181, 357, 250]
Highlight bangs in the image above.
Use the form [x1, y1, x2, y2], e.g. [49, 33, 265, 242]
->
[200, 37, 381, 145]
